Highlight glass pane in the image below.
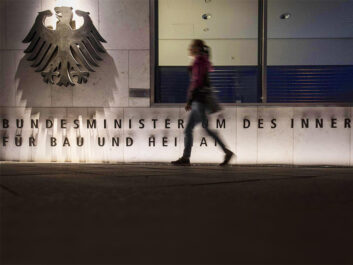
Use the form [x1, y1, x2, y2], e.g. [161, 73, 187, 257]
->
[156, 0, 260, 103]
[267, 0, 353, 103]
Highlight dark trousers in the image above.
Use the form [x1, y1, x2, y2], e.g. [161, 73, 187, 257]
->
[183, 101, 227, 159]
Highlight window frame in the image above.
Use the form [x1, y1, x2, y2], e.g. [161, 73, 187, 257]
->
[150, 0, 353, 107]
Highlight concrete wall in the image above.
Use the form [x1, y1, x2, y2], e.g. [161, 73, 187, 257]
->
[0, 0, 150, 109]
[0, 0, 352, 165]
[1, 106, 352, 166]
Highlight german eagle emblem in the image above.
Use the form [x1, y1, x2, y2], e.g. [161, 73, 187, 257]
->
[23, 7, 107, 86]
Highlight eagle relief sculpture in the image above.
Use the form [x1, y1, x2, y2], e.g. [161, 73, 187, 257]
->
[23, 7, 107, 86]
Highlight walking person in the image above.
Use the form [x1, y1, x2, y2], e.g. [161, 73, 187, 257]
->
[172, 39, 234, 166]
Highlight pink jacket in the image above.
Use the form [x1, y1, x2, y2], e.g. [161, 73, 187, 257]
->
[187, 55, 213, 104]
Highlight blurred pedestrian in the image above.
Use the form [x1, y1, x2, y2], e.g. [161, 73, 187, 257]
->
[172, 39, 234, 166]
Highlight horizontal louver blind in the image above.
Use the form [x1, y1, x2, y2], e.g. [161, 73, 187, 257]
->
[156, 66, 258, 103]
[267, 66, 353, 103]
[156, 65, 353, 103]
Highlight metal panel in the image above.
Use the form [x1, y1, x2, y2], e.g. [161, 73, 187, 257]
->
[155, 66, 259, 103]
[267, 65, 353, 103]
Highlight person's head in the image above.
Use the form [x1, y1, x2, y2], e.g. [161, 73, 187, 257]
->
[189, 39, 209, 57]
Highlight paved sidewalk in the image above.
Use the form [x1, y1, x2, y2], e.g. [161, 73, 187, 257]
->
[1, 163, 353, 264]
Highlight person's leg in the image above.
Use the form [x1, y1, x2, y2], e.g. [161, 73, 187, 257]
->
[199, 103, 228, 153]
[183, 102, 201, 159]
[199, 103, 234, 166]
[205, 127, 228, 152]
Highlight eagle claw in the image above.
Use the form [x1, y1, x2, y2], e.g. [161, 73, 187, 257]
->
[72, 71, 89, 84]
[41, 70, 59, 84]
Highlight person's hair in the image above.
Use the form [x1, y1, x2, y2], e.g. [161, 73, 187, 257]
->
[191, 39, 211, 58]
[203, 45, 211, 59]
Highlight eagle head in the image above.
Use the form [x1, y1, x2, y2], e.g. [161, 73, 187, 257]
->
[54, 6, 73, 26]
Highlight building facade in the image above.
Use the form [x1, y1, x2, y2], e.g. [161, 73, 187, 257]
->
[0, 0, 353, 165]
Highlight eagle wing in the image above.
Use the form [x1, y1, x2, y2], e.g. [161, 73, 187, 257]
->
[70, 10, 107, 72]
[23, 10, 58, 72]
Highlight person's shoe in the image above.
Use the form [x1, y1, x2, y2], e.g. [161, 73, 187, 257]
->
[219, 149, 234, 166]
[171, 157, 190, 166]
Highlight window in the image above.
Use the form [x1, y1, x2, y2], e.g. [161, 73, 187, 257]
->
[267, 0, 353, 103]
[154, 0, 260, 103]
[153, 0, 353, 104]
